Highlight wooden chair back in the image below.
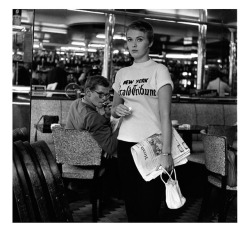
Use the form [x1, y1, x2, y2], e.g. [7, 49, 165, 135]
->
[199, 131, 237, 222]
[201, 130, 227, 176]
[51, 125, 103, 221]
[207, 125, 236, 146]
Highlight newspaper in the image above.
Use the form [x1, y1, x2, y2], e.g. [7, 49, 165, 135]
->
[131, 127, 190, 181]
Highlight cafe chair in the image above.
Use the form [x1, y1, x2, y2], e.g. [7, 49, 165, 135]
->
[51, 125, 103, 222]
[198, 131, 237, 222]
[207, 125, 237, 148]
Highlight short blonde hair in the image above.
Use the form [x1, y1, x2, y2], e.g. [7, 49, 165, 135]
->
[126, 20, 154, 43]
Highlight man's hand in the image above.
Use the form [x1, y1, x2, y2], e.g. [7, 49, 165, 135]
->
[103, 102, 112, 118]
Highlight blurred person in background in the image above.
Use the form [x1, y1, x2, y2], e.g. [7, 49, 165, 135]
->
[206, 67, 231, 97]
[48, 60, 68, 90]
[13, 62, 31, 86]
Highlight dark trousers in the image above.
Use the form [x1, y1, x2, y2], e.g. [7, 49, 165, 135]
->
[117, 140, 164, 222]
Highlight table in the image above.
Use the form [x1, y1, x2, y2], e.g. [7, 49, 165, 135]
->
[176, 125, 206, 152]
[34, 124, 65, 133]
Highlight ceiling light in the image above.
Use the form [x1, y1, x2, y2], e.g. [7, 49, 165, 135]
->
[68, 9, 104, 15]
[60, 46, 85, 51]
[113, 35, 126, 40]
[96, 34, 126, 40]
[71, 41, 86, 46]
[184, 37, 193, 45]
[88, 43, 105, 48]
[39, 22, 67, 28]
[39, 27, 67, 34]
[178, 21, 199, 26]
[12, 25, 27, 31]
[165, 53, 198, 59]
[87, 48, 97, 52]
[152, 58, 164, 62]
[145, 17, 175, 23]
[191, 53, 198, 58]
[149, 54, 163, 58]
[96, 34, 105, 39]
[34, 32, 42, 39]
[44, 34, 51, 39]
[75, 52, 85, 56]
[145, 17, 199, 26]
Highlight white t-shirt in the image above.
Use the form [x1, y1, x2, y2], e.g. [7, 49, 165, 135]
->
[113, 59, 173, 142]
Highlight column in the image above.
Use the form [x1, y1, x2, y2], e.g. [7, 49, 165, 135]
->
[228, 28, 237, 89]
[102, 12, 115, 80]
[197, 9, 207, 90]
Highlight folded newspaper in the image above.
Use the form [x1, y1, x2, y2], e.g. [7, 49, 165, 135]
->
[131, 127, 190, 181]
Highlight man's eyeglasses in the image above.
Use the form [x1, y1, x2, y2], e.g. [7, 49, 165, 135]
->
[92, 90, 110, 99]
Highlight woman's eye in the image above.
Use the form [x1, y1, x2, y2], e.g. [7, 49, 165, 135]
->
[137, 38, 143, 42]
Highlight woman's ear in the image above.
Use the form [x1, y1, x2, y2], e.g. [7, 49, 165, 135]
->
[149, 41, 153, 48]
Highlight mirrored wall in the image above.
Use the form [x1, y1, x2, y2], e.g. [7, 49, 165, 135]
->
[14, 9, 237, 96]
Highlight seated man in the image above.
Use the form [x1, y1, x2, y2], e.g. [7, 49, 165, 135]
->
[66, 75, 121, 198]
[66, 75, 119, 156]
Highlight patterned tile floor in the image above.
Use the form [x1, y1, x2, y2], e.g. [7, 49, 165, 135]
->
[66, 162, 237, 223]
[68, 193, 236, 223]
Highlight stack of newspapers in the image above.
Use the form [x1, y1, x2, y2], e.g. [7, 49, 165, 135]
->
[131, 127, 190, 181]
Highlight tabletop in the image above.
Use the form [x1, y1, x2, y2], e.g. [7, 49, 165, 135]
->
[176, 125, 206, 133]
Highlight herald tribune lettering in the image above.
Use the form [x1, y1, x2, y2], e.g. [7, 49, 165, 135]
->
[119, 84, 156, 97]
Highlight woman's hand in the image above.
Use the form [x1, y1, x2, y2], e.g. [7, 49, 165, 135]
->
[158, 154, 174, 172]
[114, 104, 132, 117]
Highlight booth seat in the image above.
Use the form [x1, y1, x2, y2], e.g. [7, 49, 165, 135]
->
[171, 103, 237, 164]
[30, 99, 237, 161]
[30, 99, 73, 157]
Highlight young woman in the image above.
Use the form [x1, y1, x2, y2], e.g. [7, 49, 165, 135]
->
[111, 20, 174, 222]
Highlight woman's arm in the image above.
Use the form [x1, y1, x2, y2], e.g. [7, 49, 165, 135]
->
[111, 91, 131, 118]
[158, 84, 174, 171]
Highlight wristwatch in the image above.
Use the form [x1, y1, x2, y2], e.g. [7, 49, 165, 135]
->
[162, 153, 172, 156]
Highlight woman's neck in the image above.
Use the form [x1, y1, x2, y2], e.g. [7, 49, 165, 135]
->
[134, 56, 150, 63]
